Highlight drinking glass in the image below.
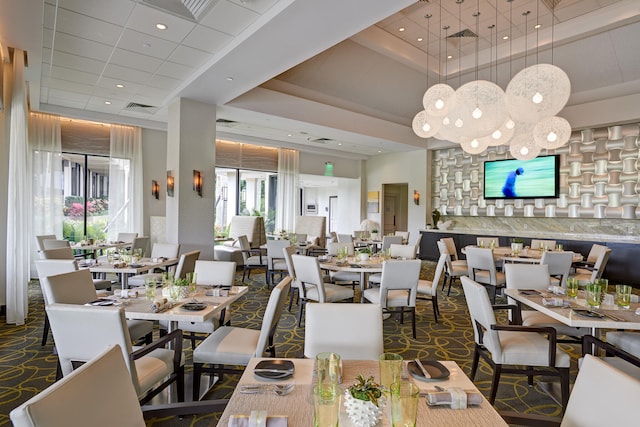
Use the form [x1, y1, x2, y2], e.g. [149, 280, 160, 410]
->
[313, 384, 340, 427]
[169, 284, 181, 302]
[595, 278, 609, 304]
[144, 278, 157, 301]
[585, 283, 602, 308]
[107, 250, 115, 264]
[379, 353, 403, 390]
[556, 243, 563, 251]
[616, 284, 632, 309]
[390, 382, 420, 427]
[566, 278, 579, 299]
[316, 352, 341, 389]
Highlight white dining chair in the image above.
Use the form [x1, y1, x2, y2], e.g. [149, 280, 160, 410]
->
[304, 303, 384, 360]
[394, 230, 410, 242]
[465, 246, 506, 303]
[461, 276, 570, 408]
[192, 277, 291, 400]
[238, 234, 267, 282]
[41, 239, 71, 250]
[131, 236, 150, 257]
[362, 259, 421, 339]
[40, 247, 75, 260]
[368, 243, 416, 286]
[326, 242, 359, 286]
[35, 234, 57, 253]
[381, 235, 403, 251]
[116, 232, 138, 243]
[266, 239, 290, 286]
[540, 251, 574, 288]
[128, 249, 198, 287]
[437, 240, 467, 296]
[570, 245, 612, 285]
[531, 239, 557, 251]
[417, 252, 446, 323]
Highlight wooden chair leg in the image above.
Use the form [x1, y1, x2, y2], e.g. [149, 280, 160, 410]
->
[42, 314, 50, 346]
[470, 346, 480, 380]
[193, 363, 203, 401]
[489, 364, 502, 404]
[432, 297, 439, 323]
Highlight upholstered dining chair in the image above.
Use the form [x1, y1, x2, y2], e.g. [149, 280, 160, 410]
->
[326, 242, 359, 287]
[266, 239, 290, 286]
[416, 252, 447, 323]
[337, 233, 353, 243]
[540, 251, 574, 288]
[465, 246, 506, 303]
[35, 234, 57, 253]
[531, 239, 557, 251]
[440, 237, 464, 263]
[368, 243, 417, 286]
[394, 230, 410, 242]
[159, 260, 236, 348]
[238, 234, 266, 282]
[461, 276, 570, 408]
[116, 232, 138, 243]
[40, 246, 75, 260]
[570, 244, 611, 285]
[10, 345, 229, 427]
[304, 303, 384, 360]
[437, 240, 467, 296]
[381, 235, 403, 251]
[362, 259, 421, 339]
[192, 277, 291, 401]
[127, 249, 198, 287]
[131, 236, 150, 257]
[500, 354, 640, 427]
[504, 263, 588, 343]
[291, 254, 355, 327]
[45, 303, 184, 405]
[41, 239, 71, 250]
[282, 244, 301, 311]
[41, 268, 153, 346]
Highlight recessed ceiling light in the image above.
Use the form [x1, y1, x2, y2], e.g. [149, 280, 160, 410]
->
[338, 143, 342, 146]
[287, 133, 292, 137]
[377, 150, 382, 153]
[104, 101, 111, 105]
[534, 24, 541, 29]
[417, 37, 423, 42]
[143, 42, 151, 48]
[116, 84, 124, 88]
[447, 55, 453, 59]
[503, 35, 509, 40]
[399, 27, 405, 32]
[226, 77, 234, 81]
[156, 23, 167, 30]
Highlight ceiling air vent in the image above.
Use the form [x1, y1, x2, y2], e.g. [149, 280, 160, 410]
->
[125, 102, 159, 114]
[216, 118, 237, 124]
[447, 29, 478, 38]
[308, 137, 332, 144]
[142, 0, 214, 22]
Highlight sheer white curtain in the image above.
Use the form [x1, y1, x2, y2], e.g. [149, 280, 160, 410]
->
[107, 125, 143, 241]
[29, 113, 63, 277]
[276, 148, 299, 232]
[6, 49, 30, 325]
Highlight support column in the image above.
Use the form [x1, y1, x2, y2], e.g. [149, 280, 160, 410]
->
[166, 98, 216, 259]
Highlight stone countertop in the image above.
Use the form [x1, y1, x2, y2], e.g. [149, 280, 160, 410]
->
[419, 228, 640, 245]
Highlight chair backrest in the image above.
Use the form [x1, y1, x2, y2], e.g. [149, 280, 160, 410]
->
[337, 233, 353, 243]
[394, 231, 410, 241]
[379, 259, 421, 308]
[428, 253, 448, 293]
[193, 260, 236, 286]
[389, 243, 416, 259]
[329, 231, 338, 243]
[460, 276, 502, 360]
[326, 242, 355, 256]
[504, 263, 551, 291]
[45, 304, 134, 379]
[282, 245, 298, 283]
[291, 254, 327, 302]
[540, 251, 574, 287]
[466, 247, 498, 283]
[382, 235, 403, 250]
[591, 248, 612, 281]
[304, 303, 384, 360]
[42, 239, 71, 250]
[354, 230, 370, 240]
[531, 239, 556, 251]
[476, 236, 499, 247]
[35, 259, 79, 304]
[116, 232, 138, 243]
[237, 235, 252, 262]
[41, 247, 75, 260]
[441, 237, 459, 261]
[561, 355, 640, 427]
[436, 240, 454, 274]
[294, 215, 326, 248]
[9, 345, 145, 427]
[586, 243, 609, 264]
[43, 269, 98, 305]
[267, 240, 291, 268]
[175, 250, 200, 279]
[35, 234, 57, 252]
[131, 236, 150, 257]
[255, 277, 292, 357]
[150, 242, 180, 259]
[228, 216, 267, 248]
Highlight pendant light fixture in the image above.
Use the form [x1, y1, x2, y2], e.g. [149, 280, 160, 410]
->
[412, 13, 441, 138]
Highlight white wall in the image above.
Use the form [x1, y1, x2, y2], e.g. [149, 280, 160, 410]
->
[366, 149, 428, 241]
[141, 128, 167, 237]
[299, 152, 360, 178]
[302, 177, 361, 234]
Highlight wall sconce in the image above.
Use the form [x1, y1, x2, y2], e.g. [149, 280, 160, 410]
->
[166, 171, 174, 197]
[151, 180, 159, 200]
[413, 190, 420, 205]
[193, 170, 203, 197]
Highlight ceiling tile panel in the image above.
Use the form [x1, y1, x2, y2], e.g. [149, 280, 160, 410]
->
[49, 50, 106, 75]
[87, 96, 127, 110]
[168, 45, 213, 67]
[156, 61, 194, 80]
[48, 32, 114, 62]
[117, 28, 178, 59]
[53, 8, 124, 46]
[57, 0, 135, 26]
[45, 65, 101, 86]
[103, 63, 153, 84]
[110, 48, 163, 73]
[182, 25, 232, 53]
[226, 0, 280, 15]
[96, 75, 143, 92]
[43, 77, 95, 96]
[90, 85, 134, 102]
[147, 74, 182, 91]
[48, 88, 91, 103]
[199, 0, 259, 36]
[126, 3, 197, 42]
[47, 96, 90, 110]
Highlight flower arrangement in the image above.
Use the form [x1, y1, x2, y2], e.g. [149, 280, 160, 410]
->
[344, 375, 386, 427]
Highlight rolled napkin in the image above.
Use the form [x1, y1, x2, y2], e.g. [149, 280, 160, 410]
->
[542, 297, 569, 307]
[425, 388, 483, 408]
[151, 298, 170, 313]
[548, 285, 566, 295]
[228, 412, 287, 427]
[114, 289, 139, 298]
[112, 261, 127, 268]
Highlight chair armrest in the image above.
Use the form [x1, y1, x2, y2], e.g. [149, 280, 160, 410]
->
[130, 329, 183, 372]
[572, 261, 595, 270]
[499, 411, 561, 427]
[492, 324, 558, 365]
[492, 303, 522, 325]
[582, 335, 640, 368]
[242, 248, 264, 262]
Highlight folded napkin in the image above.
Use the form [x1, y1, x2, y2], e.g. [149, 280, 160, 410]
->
[112, 261, 128, 268]
[114, 289, 139, 298]
[542, 297, 569, 307]
[151, 298, 171, 313]
[228, 411, 287, 427]
[426, 387, 483, 408]
[548, 286, 566, 295]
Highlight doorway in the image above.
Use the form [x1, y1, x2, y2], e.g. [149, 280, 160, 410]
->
[329, 196, 338, 232]
[382, 183, 408, 236]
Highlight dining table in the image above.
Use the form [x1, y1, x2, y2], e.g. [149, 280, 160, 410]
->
[319, 256, 383, 301]
[216, 357, 507, 426]
[88, 257, 179, 289]
[71, 241, 129, 259]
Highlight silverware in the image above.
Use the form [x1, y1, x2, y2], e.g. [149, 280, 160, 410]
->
[239, 383, 294, 396]
[414, 359, 431, 379]
[595, 311, 625, 322]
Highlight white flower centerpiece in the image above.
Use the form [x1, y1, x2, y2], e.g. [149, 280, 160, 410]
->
[344, 375, 386, 427]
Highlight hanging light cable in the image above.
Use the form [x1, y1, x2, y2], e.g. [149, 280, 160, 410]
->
[412, 13, 440, 138]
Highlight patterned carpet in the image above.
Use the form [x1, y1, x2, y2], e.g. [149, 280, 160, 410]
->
[0, 261, 582, 426]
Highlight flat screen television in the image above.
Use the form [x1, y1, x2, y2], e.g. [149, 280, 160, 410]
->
[483, 155, 559, 199]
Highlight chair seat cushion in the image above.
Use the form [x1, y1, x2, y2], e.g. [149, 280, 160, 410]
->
[126, 320, 153, 342]
[451, 259, 468, 269]
[521, 311, 588, 337]
[606, 332, 640, 357]
[368, 273, 381, 284]
[331, 271, 360, 283]
[244, 256, 265, 267]
[417, 279, 435, 296]
[449, 263, 468, 277]
[192, 327, 261, 366]
[304, 284, 354, 302]
[135, 348, 182, 398]
[495, 330, 571, 367]
[362, 288, 412, 307]
[271, 260, 287, 271]
[474, 270, 506, 286]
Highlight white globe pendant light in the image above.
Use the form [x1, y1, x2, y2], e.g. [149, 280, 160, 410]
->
[509, 129, 541, 160]
[423, 84, 456, 117]
[455, 80, 507, 139]
[487, 117, 515, 146]
[412, 110, 441, 138]
[533, 115, 571, 149]
[460, 135, 489, 155]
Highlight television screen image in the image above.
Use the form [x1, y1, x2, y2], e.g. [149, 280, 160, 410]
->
[483, 156, 559, 199]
